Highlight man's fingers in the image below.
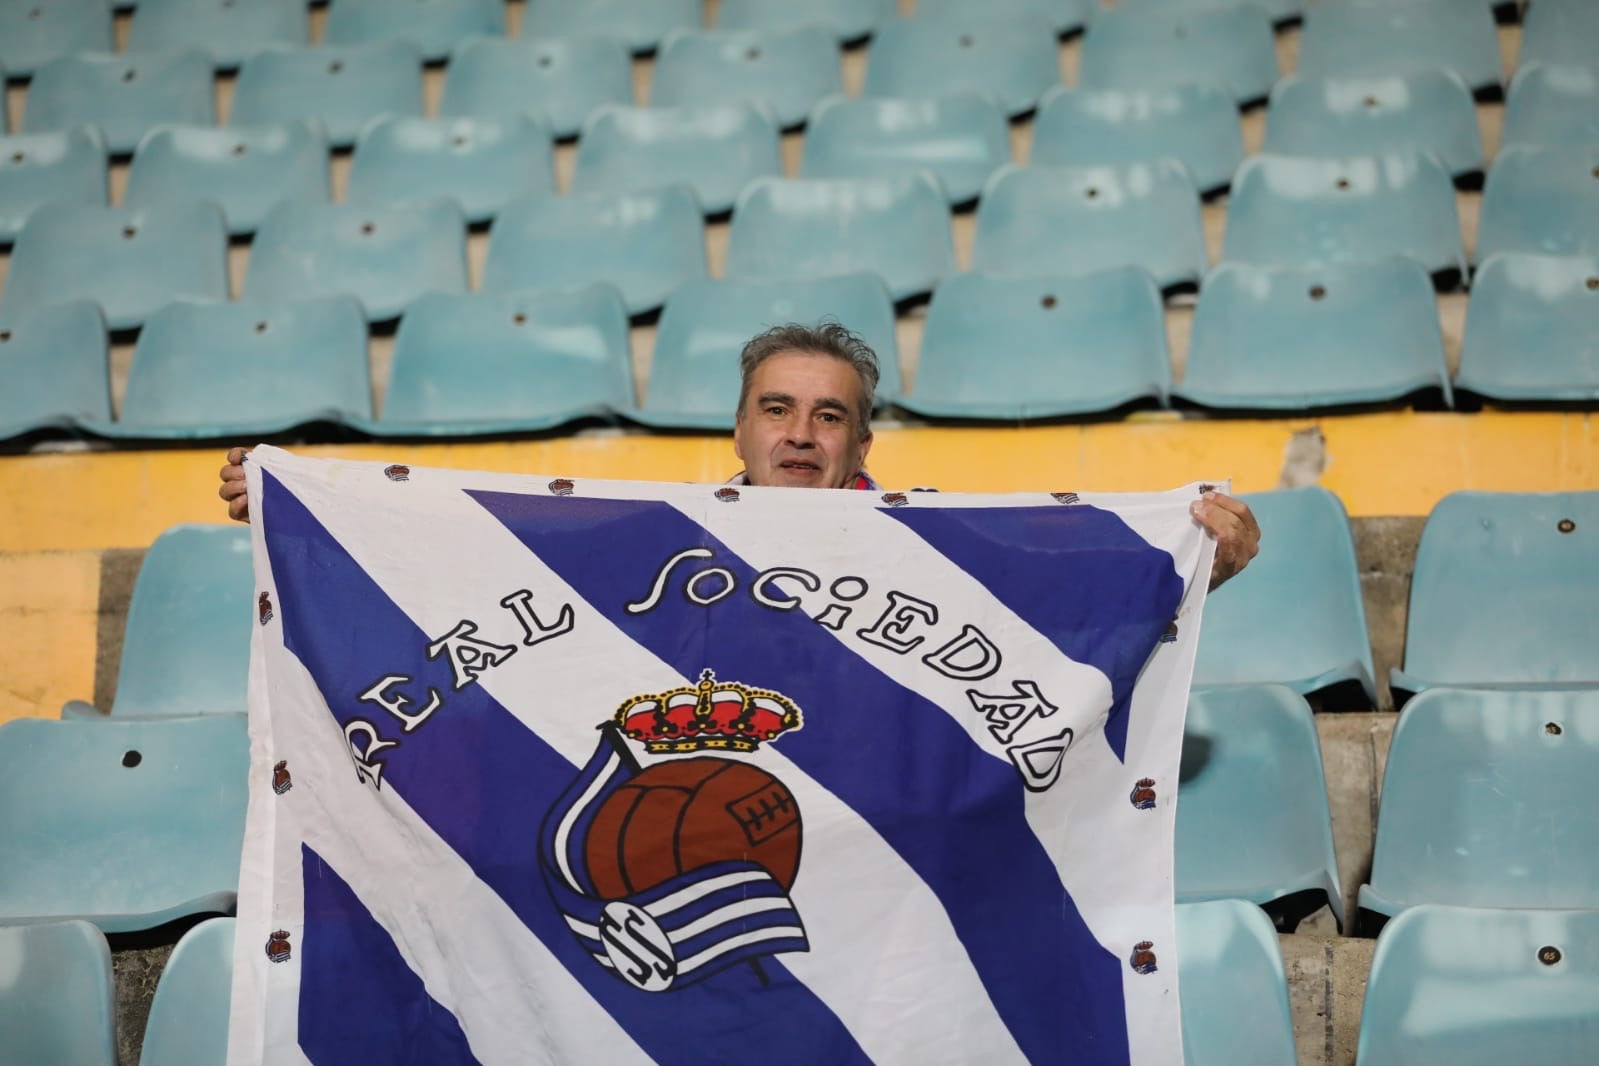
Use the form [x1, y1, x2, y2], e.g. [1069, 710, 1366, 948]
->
[226, 446, 253, 465]
[228, 497, 250, 522]
[219, 479, 248, 502]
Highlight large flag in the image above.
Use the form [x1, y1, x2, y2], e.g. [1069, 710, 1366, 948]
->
[230, 446, 1217, 1065]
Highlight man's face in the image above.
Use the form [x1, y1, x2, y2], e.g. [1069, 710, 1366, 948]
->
[733, 351, 874, 489]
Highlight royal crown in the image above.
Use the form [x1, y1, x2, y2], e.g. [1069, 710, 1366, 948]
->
[614, 669, 802, 754]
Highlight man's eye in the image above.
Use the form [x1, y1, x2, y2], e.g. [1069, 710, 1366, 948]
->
[819, 413, 840, 423]
[764, 406, 785, 416]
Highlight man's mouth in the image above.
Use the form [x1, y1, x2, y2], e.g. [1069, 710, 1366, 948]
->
[779, 460, 820, 471]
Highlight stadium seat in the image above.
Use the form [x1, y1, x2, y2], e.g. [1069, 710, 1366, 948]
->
[1178, 258, 1453, 410]
[1391, 491, 1599, 698]
[1264, 70, 1484, 180]
[0, 0, 114, 79]
[372, 286, 633, 436]
[22, 49, 214, 156]
[915, 0, 1090, 37]
[0, 715, 248, 930]
[0, 126, 107, 242]
[323, 0, 503, 61]
[1502, 64, 1599, 150]
[572, 102, 781, 216]
[1518, 0, 1599, 72]
[140, 918, 234, 1066]
[1031, 84, 1243, 197]
[725, 175, 955, 303]
[972, 162, 1206, 293]
[1476, 146, 1599, 262]
[1223, 153, 1467, 283]
[1193, 487, 1375, 702]
[1362, 688, 1599, 922]
[483, 185, 706, 315]
[1077, 8, 1279, 107]
[124, 121, 329, 237]
[1358, 904, 1599, 1066]
[1, 201, 228, 331]
[439, 36, 632, 140]
[800, 94, 1008, 207]
[231, 40, 424, 149]
[1113, 0, 1302, 26]
[522, 0, 701, 55]
[0, 302, 109, 441]
[631, 273, 900, 430]
[1456, 252, 1599, 403]
[651, 27, 840, 130]
[0, 921, 116, 1066]
[1295, 2, 1502, 95]
[1178, 686, 1343, 932]
[347, 115, 554, 225]
[99, 297, 371, 439]
[717, 0, 895, 42]
[897, 268, 1171, 419]
[1175, 900, 1299, 1066]
[126, 0, 308, 69]
[245, 198, 468, 322]
[861, 14, 1061, 118]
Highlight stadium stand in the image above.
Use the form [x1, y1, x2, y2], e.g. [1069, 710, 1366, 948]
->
[1476, 144, 1599, 262]
[1501, 63, 1599, 149]
[1175, 899, 1299, 1066]
[139, 917, 235, 1066]
[0, 920, 117, 1066]
[321, 0, 505, 62]
[1077, 8, 1279, 105]
[229, 39, 425, 148]
[0, 301, 111, 441]
[345, 114, 555, 224]
[1294, 2, 1503, 95]
[1456, 252, 1599, 404]
[22, 48, 215, 155]
[717, 0, 896, 42]
[439, 36, 633, 139]
[0, 0, 114, 79]
[0, 126, 108, 242]
[861, 13, 1061, 118]
[651, 26, 841, 129]
[521, 0, 701, 55]
[124, 0, 309, 70]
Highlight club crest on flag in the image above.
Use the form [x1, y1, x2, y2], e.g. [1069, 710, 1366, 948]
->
[1129, 941, 1158, 975]
[880, 492, 909, 508]
[257, 591, 274, 626]
[714, 487, 741, 503]
[548, 478, 575, 496]
[1129, 778, 1156, 810]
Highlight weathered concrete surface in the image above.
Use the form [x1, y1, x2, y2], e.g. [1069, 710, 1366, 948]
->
[1280, 933, 1379, 1066]
[1316, 713, 1397, 936]
[1350, 518, 1425, 712]
[112, 943, 172, 1066]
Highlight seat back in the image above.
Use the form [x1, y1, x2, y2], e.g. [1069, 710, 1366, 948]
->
[0, 921, 116, 1066]
[651, 27, 841, 129]
[917, 0, 1090, 36]
[1502, 64, 1599, 150]
[1457, 252, 1599, 403]
[440, 36, 633, 139]
[0, 0, 113, 78]
[522, 0, 701, 54]
[1078, 8, 1279, 105]
[231, 40, 423, 148]
[0, 126, 107, 242]
[1175, 900, 1299, 1066]
[1518, 0, 1599, 72]
[347, 114, 553, 224]
[23, 49, 215, 154]
[126, 0, 308, 69]
[1477, 145, 1599, 262]
[862, 13, 1060, 118]
[717, 0, 895, 42]
[139, 917, 235, 1066]
[0, 301, 110, 441]
[1296, 1, 1502, 93]
[322, 0, 503, 61]
[801, 94, 1009, 206]
[1115, 0, 1301, 22]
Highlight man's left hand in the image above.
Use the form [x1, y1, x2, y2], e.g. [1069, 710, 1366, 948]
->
[1191, 491, 1261, 591]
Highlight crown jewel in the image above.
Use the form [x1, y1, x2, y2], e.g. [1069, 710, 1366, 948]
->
[614, 669, 802, 754]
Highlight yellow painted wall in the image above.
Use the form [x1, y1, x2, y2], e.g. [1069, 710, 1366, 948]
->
[0, 552, 100, 726]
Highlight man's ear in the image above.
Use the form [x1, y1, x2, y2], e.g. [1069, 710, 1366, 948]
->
[858, 428, 874, 464]
[732, 412, 746, 462]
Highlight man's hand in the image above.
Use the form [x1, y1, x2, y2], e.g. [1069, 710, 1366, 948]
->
[1191, 491, 1260, 591]
[218, 446, 253, 523]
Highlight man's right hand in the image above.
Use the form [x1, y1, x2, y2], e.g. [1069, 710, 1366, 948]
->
[219, 446, 252, 523]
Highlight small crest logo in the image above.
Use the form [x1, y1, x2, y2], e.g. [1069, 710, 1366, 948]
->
[266, 930, 293, 964]
[1129, 941, 1158, 975]
[881, 492, 909, 508]
[272, 760, 292, 796]
[383, 464, 410, 482]
[1051, 492, 1080, 505]
[714, 487, 741, 503]
[257, 591, 274, 626]
[548, 477, 575, 497]
[1159, 619, 1179, 644]
[1129, 778, 1157, 810]
[1198, 483, 1216, 496]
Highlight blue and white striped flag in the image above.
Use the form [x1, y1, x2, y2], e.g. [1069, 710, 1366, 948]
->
[230, 446, 1216, 1065]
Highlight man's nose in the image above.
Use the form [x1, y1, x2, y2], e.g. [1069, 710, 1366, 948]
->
[783, 416, 815, 447]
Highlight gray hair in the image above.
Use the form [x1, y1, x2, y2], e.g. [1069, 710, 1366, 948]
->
[735, 321, 879, 438]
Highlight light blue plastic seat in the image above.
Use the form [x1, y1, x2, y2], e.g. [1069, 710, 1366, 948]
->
[1502, 64, 1599, 150]
[651, 27, 840, 130]
[1518, 0, 1599, 72]
[725, 175, 955, 302]
[347, 115, 553, 225]
[1078, 8, 1279, 106]
[0, 715, 248, 930]
[1358, 905, 1599, 1066]
[0, 127, 107, 242]
[1296, 2, 1502, 94]
[95, 297, 371, 439]
[1179, 259, 1453, 410]
[23, 49, 214, 155]
[370, 286, 632, 436]
[1391, 491, 1599, 698]
[0, 302, 109, 441]
[440, 36, 632, 140]
[915, 0, 1091, 37]
[717, 0, 896, 42]
[1194, 487, 1376, 702]
[573, 103, 781, 216]
[1362, 689, 1599, 922]
[484, 185, 705, 315]
[1175, 900, 1299, 1066]
[140, 917, 234, 1066]
[324, 0, 504, 62]
[0, 922, 115, 1066]
[899, 268, 1170, 420]
[800, 94, 1008, 206]
[1476, 145, 1599, 262]
[1264, 69, 1484, 179]
[522, 0, 701, 55]
[124, 121, 329, 237]
[126, 0, 308, 69]
[245, 198, 467, 322]
[231, 40, 423, 149]
[972, 162, 1206, 293]
[1113, 0, 1303, 26]
[632, 273, 900, 430]
[1032, 84, 1243, 196]
[1223, 153, 1467, 282]
[862, 14, 1060, 118]
[0, 0, 113, 79]
[1457, 252, 1599, 403]
[2, 201, 227, 331]
[1179, 686, 1343, 932]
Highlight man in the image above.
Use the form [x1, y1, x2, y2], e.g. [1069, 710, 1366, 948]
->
[219, 321, 1259, 587]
